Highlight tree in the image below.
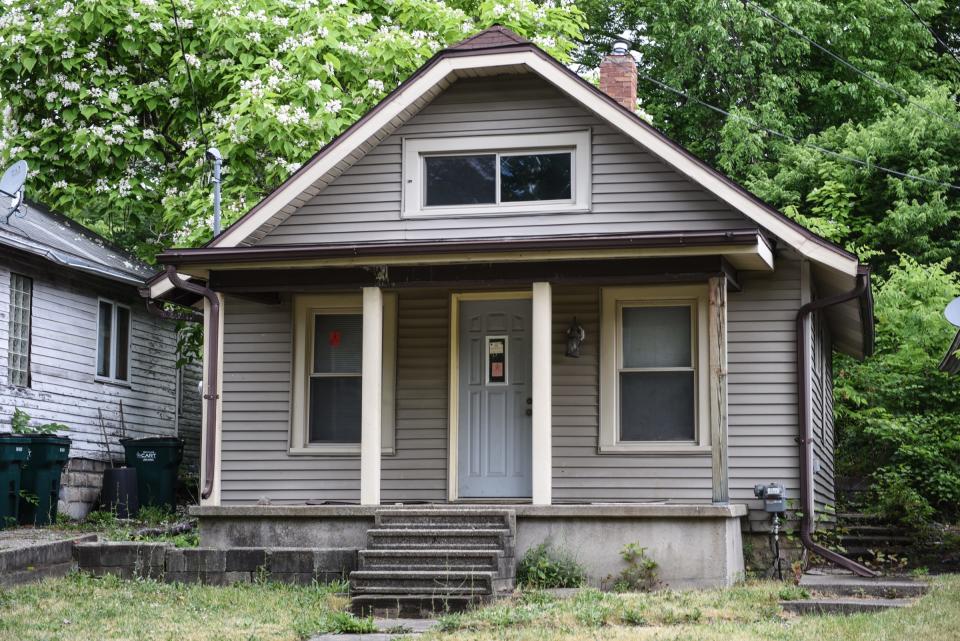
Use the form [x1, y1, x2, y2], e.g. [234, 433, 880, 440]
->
[0, 0, 585, 259]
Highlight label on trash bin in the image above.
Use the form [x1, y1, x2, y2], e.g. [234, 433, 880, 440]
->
[137, 450, 158, 463]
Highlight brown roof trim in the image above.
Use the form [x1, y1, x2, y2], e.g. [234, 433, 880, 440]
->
[162, 229, 767, 266]
[203, 30, 858, 267]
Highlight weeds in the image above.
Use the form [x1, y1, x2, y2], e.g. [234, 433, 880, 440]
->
[606, 543, 659, 592]
[516, 543, 586, 589]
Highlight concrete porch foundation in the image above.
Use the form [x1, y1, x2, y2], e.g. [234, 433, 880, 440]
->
[191, 503, 747, 589]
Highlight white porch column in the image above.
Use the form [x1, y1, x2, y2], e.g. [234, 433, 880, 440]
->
[531, 282, 553, 506]
[709, 276, 729, 504]
[360, 287, 383, 506]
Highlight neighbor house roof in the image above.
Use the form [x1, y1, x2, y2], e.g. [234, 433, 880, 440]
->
[0, 200, 154, 286]
[940, 331, 960, 375]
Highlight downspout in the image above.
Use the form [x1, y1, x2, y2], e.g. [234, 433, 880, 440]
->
[796, 269, 876, 577]
[142, 298, 205, 323]
[164, 265, 221, 500]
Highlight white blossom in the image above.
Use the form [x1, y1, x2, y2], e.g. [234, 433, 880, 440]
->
[184, 53, 201, 68]
[367, 79, 384, 92]
[324, 99, 342, 114]
[148, 21, 163, 32]
[306, 79, 323, 92]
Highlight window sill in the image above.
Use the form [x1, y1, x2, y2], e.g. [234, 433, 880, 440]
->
[403, 204, 590, 219]
[597, 443, 712, 455]
[288, 445, 396, 457]
[95, 376, 132, 388]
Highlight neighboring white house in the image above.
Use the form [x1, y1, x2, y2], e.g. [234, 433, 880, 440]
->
[0, 200, 201, 518]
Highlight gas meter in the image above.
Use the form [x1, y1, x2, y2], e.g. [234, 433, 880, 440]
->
[753, 482, 786, 513]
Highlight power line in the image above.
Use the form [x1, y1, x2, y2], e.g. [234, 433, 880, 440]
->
[740, 0, 960, 133]
[168, 0, 208, 147]
[637, 71, 960, 192]
[897, 0, 960, 70]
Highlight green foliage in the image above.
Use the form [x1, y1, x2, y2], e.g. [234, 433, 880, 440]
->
[516, 542, 586, 589]
[607, 543, 660, 592]
[305, 610, 377, 635]
[0, 0, 585, 260]
[835, 255, 960, 527]
[777, 585, 810, 600]
[9, 408, 67, 435]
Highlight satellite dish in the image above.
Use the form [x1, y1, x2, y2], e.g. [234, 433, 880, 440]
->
[0, 160, 28, 222]
[0, 160, 27, 197]
[946, 296, 960, 328]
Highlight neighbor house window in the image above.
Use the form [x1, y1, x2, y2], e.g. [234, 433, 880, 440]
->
[97, 299, 131, 382]
[599, 285, 710, 452]
[7, 273, 32, 387]
[290, 293, 397, 455]
[403, 131, 591, 217]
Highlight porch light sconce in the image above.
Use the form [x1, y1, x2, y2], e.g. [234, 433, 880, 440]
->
[565, 317, 586, 358]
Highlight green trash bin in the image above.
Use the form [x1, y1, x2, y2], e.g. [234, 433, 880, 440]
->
[121, 437, 183, 512]
[18, 435, 71, 526]
[0, 435, 30, 528]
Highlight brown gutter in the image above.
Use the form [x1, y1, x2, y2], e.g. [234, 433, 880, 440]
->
[164, 266, 220, 500]
[160, 229, 767, 266]
[796, 267, 876, 577]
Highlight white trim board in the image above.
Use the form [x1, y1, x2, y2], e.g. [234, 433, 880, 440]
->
[205, 49, 858, 278]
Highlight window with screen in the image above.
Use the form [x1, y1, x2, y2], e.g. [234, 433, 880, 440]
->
[7, 273, 32, 388]
[308, 313, 363, 444]
[97, 299, 131, 382]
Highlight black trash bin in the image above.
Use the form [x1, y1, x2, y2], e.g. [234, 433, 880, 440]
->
[18, 435, 71, 526]
[121, 437, 183, 512]
[0, 436, 30, 528]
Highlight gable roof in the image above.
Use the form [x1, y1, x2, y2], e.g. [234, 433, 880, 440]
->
[0, 200, 154, 286]
[941, 330, 960, 375]
[201, 26, 861, 279]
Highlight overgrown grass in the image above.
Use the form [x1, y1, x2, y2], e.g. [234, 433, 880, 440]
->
[429, 575, 960, 641]
[0, 572, 350, 641]
[53, 507, 200, 547]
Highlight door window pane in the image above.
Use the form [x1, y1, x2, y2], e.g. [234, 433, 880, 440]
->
[622, 306, 691, 368]
[500, 152, 572, 202]
[620, 371, 695, 441]
[115, 306, 130, 381]
[313, 314, 362, 374]
[308, 377, 362, 443]
[97, 301, 112, 377]
[424, 155, 496, 206]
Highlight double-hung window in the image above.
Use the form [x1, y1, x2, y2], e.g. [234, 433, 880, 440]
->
[599, 285, 710, 452]
[402, 131, 591, 217]
[97, 299, 131, 382]
[290, 294, 397, 455]
[7, 273, 32, 388]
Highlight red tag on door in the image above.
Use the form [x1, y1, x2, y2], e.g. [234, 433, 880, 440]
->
[329, 330, 342, 347]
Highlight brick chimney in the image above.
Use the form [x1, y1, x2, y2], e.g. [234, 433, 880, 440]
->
[598, 41, 637, 112]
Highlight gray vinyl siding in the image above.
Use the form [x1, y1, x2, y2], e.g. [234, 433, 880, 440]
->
[726, 258, 802, 532]
[253, 75, 752, 246]
[0, 254, 199, 465]
[811, 309, 836, 515]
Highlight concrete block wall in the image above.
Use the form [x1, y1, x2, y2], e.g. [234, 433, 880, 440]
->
[60, 457, 110, 520]
[74, 542, 356, 586]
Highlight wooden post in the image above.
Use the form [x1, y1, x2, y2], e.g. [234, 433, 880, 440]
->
[709, 276, 729, 504]
[360, 287, 383, 506]
[531, 282, 553, 506]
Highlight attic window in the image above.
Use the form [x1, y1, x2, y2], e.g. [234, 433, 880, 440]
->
[403, 131, 590, 217]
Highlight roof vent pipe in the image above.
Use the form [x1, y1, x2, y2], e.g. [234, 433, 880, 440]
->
[206, 148, 222, 237]
[611, 40, 630, 55]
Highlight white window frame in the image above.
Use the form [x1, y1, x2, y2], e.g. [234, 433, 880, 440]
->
[402, 130, 591, 218]
[7, 273, 32, 388]
[599, 285, 710, 454]
[290, 293, 397, 455]
[95, 298, 132, 384]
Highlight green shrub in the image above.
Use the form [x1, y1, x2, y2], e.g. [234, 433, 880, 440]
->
[777, 585, 810, 600]
[10, 408, 67, 435]
[608, 543, 659, 592]
[516, 543, 586, 589]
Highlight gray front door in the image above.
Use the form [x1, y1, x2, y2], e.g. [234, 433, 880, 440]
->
[458, 299, 533, 498]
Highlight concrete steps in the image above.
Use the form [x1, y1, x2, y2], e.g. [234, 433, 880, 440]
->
[781, 573, 929, 615]
[350, 508, 516, 617]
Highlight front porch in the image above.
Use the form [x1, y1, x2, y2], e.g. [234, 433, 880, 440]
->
[191, 503, 747, 589]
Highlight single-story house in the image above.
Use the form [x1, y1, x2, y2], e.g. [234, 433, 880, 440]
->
[147, 27, 875, 590]
[0, 200, 201, 518]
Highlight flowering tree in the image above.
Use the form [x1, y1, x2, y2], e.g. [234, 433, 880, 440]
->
[0, 0, 584, 258]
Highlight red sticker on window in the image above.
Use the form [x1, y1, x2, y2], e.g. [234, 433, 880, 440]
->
[329, 330, 342, 347]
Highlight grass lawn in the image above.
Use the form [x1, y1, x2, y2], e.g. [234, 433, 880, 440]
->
[0, 573, 957, 641]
